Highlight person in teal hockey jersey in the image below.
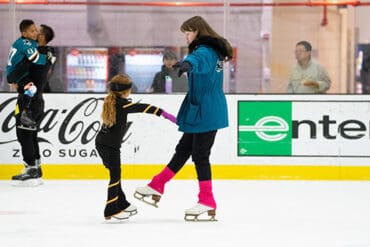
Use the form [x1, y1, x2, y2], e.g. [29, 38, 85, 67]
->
[6, 19, 55, 129]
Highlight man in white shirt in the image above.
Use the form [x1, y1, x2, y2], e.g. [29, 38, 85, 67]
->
[288, 41, 331, 93]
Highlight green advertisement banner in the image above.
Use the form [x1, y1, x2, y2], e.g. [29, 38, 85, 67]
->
[238, 101, 292, 156]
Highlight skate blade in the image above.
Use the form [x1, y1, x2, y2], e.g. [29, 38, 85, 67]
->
[184, 210, 217, 222]
[104, 216, 129, 222]
[17, 125, 37, 131]
[127, 209, 138, 217]
[133, 192, 160, 208]
[11, 178, 43, 187]
[105, 211, 130, 221]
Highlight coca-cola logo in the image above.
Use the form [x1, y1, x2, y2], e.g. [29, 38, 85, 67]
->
[0, 96, 132, 146]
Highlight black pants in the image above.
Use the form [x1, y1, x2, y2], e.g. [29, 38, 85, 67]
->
[96, 144, 130, 217]
[15, 95, 44, 166]
[167, 130, 217, 181]
[16, 125, 40, 167]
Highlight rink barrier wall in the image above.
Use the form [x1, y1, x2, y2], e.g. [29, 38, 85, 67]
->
[2, 93, 370, 180]
[1, 164, 370, 180]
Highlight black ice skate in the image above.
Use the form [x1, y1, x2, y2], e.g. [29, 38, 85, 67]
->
[18, 110, 37, 131]
[184, 204, 217, 222]
[35, 159, 43, 178]
[12, 164, 43, 187]
[134, 186, 162, 208]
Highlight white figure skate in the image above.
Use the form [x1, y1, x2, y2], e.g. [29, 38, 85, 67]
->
[105, 210, 130, 221]
[124, 204, 138, 216]
[134, 186, 162, 208]
[184, 203, 217, 222]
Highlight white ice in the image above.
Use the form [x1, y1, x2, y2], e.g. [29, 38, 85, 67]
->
[1, 180, 370, 247]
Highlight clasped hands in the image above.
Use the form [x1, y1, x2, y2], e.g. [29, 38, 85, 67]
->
[302, 80, 319, 89]
[172, 61, 192, 77]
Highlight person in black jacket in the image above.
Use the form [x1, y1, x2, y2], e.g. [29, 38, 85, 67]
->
[11, 24, 56, 186]
[95, 74, 176, 221]
[151, 50, 187, 93]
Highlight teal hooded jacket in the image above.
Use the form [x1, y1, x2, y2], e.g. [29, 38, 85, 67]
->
[177, 37, 229, 133]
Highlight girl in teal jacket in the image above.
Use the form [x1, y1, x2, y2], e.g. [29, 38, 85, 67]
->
[135, 16, 233, 221]
[177, 36, 229, 133]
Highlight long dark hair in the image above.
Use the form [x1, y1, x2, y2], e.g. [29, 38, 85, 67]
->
[180, 16, 233, 61]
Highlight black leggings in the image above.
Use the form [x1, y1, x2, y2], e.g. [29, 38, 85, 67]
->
[95, 144, 122, 182]
[167, 130, 217, 181]
[96, 144, 130, 216]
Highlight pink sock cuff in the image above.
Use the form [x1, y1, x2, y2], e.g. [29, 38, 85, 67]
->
[198, 180, 217, 209]
[148, 167, 175, 194]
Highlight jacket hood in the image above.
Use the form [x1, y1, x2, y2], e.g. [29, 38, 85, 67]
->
[188, 35, 228, 61]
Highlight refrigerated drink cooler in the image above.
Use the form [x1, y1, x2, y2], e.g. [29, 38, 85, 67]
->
[66, 48, 108, 92]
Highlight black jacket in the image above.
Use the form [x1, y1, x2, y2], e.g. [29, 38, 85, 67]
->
[151, 65, 188, 93]
[29, 46, 55, 97]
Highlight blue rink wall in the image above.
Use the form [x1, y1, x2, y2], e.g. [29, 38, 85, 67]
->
[1, 93, 370, 180]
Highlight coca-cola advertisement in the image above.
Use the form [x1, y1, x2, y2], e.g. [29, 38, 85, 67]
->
[0, 93, 181, 165]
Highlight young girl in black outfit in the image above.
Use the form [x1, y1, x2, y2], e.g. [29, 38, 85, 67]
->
[95, 74, 176, 221]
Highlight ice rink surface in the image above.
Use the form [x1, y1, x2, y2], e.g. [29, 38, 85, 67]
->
[1, 179, 370, 247]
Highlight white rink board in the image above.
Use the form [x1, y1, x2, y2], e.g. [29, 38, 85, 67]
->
[292, 101, 370, 156]
[1, 93, 370, 166]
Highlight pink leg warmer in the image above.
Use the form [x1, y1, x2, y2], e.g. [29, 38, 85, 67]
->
[198, 180, 217, 209]
[148, 166, 175, 194]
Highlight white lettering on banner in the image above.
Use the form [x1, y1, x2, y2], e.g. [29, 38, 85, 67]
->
[239, 116, 288, 142]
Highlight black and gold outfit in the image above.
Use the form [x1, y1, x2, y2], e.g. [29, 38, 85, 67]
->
[95, 97, 163, 218]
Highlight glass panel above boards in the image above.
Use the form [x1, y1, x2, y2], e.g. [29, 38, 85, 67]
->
[65, 47, 108, 93]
